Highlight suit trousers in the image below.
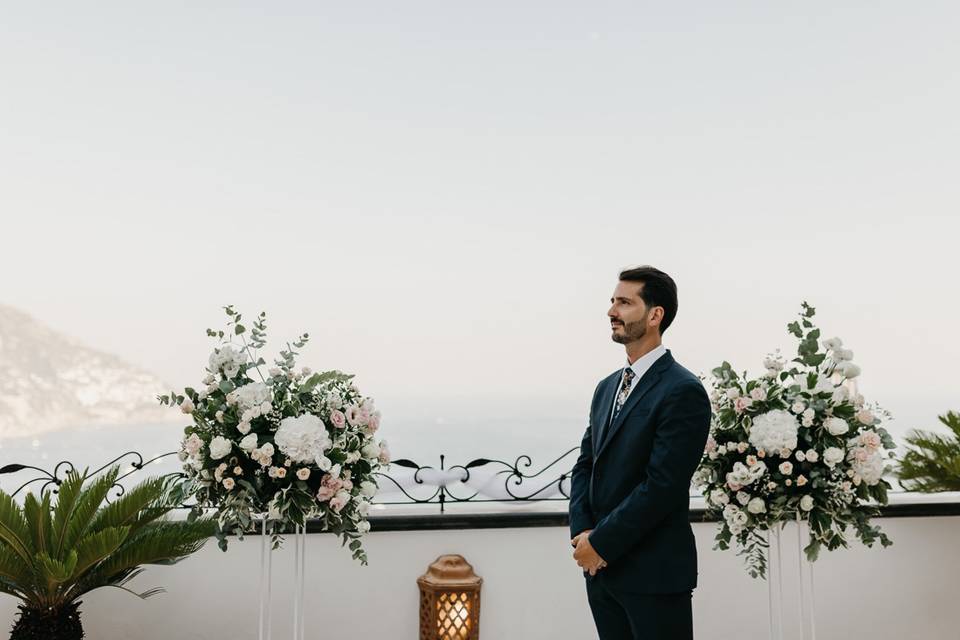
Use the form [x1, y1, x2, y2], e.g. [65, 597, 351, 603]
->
[585, 575, 693, 640]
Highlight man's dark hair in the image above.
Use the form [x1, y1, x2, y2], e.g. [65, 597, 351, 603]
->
[618, 265, 678, 334]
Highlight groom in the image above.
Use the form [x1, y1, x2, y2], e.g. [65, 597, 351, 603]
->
[569, 266, 711, 640]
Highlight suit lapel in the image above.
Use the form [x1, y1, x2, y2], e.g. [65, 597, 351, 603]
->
[596, 351, 673, 459]
[593, 372, 620, 453]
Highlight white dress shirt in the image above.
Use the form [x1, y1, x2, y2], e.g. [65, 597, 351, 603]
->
[609, 344, 667, 420]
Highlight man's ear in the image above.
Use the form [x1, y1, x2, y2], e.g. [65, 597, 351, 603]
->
[649, 306, 664, 330]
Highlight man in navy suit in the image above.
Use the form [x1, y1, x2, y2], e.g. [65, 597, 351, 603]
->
[569, 265, 711, 640]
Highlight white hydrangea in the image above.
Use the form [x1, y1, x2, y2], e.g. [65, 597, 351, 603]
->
[274, 414, 332, 464]
[208, 345, 247, 379]
[748, 410, 799, 454]
[230, 382, 272, 410]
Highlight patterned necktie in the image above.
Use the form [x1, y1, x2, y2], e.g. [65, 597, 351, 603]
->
[612, 367, 636, 422]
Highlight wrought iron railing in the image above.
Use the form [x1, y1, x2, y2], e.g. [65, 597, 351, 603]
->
[0, 448, 581, 513]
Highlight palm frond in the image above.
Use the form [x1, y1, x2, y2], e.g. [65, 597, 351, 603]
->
[49, 470, 85, 558]
[897, 411, 960, 492]
[0, 490, 33, 564]
[71, 526, 130, 578]
[0, 544, 35, 599]
[57, 468, 119, 559]
[88, 476, 169, 536]
[2, 466, 213, 609]
[22, 490, 53, 557]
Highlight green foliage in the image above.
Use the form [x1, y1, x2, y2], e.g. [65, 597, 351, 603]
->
[897, 411, 960, 492]
[0, 467, 215, 612]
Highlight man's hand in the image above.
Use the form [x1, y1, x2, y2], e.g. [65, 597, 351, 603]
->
[571, 530, 607, 576]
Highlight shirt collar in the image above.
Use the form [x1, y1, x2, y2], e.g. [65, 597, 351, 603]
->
[625, 344, 667, 381]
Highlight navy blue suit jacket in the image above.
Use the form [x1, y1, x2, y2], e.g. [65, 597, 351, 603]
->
[568, 350, 711, 594]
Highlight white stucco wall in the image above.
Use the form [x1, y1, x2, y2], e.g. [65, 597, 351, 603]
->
[2, 512, 958, 639]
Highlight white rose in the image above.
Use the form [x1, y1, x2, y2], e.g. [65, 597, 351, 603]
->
[832, 386, 849, 403]
[736, 491, 751, 506]
[802, 408, 815, 421]
[839, 362, 861, 379]
[856, 408, 876, 425]
[269, 367, 282, 377]
[316, 456, 332, 472]
[726, 388, 741, 399]
[239, 433, 258, 452]
[805, 449, 819, 463]
[222, 477, 235, 490]
[750, 387, 766, 401]
[795, 450, 806, 462]
[824, 417, 850, 436]
[814, 377, 835, 394]
[834, 348, 854, 362]
[822, 337, 843, 350]
[209, 436, 232, 460]
[179, 397, 195, 414]
[237, 421, 251, 435]
[778, 461, 793, 475]
[823, 447, 844, 468]
[357, 500, 371, 517]
[799, 495, 815, 511]
[747, 497, 766, 514]
[360, 481, 378, 498]
[356, 520, 371, 534]
[361, 442, 381, 460]
[731, 510, 749, 526]
[709, 489, 730, 505]
[791, 401, 806, 414]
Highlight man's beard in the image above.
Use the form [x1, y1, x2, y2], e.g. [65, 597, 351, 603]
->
[611, 318, 647, 344]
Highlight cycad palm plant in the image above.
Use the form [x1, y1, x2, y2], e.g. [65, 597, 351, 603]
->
[897, 411, 960, 492]
[0, 466, 215, 640]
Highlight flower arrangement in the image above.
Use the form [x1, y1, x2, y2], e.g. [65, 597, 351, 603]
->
[159, 306, 390, 564]
[694, 303, 895, 578]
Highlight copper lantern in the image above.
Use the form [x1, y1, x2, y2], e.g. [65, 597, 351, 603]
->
[417, 554, 482, 640]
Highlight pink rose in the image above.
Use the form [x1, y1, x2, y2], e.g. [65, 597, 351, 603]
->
[859, 431, 882, 450]
[367, 412, 381, 433]
[345, 405, 361, 426]
[329, 410, 347, 429]
[329, 491, 350, 513]
[704, 436, 717, 454]
[733, 397, 753, 414]
[322, 474, 343, 492]
[341, 478, 354, 492]
[316, 486, 335, 502]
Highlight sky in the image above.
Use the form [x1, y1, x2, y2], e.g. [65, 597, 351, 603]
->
[1, 2, 958, 455]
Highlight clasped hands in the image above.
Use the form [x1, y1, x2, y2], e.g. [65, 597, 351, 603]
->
[571, 529, 607, 576]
